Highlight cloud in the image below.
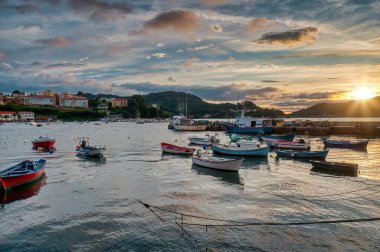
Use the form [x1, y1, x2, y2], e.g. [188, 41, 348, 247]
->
[113, 82, 279, 101]
[22, 23, 44, 29]
[248, 18, 277, 33]
[15, 3, 40, 14]
[0, 51, 6, 61]
[141, 10, 200, 33]
[211, 24, 223, 32]
[262, 80, 281, 83]
[255, 27, 318, 45]
[281, 91, 343, 100]
[202, 0, 228, 7]
[156, 43, 164, 47]
[183, 57, 201, 67]
[68, 0, 132, 22]
[46, 62, 86, 69]
[167, 76, 176, 82]
[34, 36, 71, 47]
[176, 49, 183, 53]
[187, 43, 213, 51]
[152, 53, 168, 58]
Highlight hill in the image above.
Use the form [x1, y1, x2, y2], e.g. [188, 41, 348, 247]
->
[291, 96, 380, 117]
[145, 91, 285, 118]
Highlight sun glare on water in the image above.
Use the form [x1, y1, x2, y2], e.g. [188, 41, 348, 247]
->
[350, 87, 376, 100]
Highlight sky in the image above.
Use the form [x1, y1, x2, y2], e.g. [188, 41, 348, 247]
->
[0, 0, 379, 112]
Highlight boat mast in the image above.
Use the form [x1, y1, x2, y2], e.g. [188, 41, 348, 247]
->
[185, 93, 188, 119]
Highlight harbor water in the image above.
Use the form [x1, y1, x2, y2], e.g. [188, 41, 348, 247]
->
[0, 122, 379, 251]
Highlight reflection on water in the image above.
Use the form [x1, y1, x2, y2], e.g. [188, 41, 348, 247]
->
[191, 164, 243, 185]
[311, 168, 359, 177]
[76, 154, 107, 164]
[0, 173, 46, 205]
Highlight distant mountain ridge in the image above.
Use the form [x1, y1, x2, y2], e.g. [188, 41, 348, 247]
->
[291, 96, 380, 117]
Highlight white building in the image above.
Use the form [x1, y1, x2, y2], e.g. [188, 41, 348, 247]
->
[25, 95, 56, 106]
[0, 111, 17, 121]
[62, 96, 88, 108]
[18, 111, 35, 121]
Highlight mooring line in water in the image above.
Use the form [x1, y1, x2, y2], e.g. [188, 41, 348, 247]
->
[138, 200, 205, 251]
[139, 201, 380, 228]
[175, 216, 380, 228]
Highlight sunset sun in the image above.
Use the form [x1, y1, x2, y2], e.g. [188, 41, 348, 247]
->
[350, 87, 376, 100]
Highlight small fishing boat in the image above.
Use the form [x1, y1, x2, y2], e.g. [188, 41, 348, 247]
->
[32, 136, 56, 150]
[258, 134, 295, 141]
[229, 134, 255, 143]
[274, 149, 329, 160]
[264, 138, 310, 150]
[161, 142, 195, 155]
[310, 160, 358, 176]
[323, 139, 369, 149]
[188, 133, 219, 145]
[212, 140, 269, 157]
[192, 153, 243, 172]
[76, 137, 106, 157]
[0, 159, 46, 191]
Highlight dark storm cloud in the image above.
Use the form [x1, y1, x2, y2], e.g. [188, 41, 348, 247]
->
[34, 36, 71, 47]
[113, 82, 279, 101]
[142, 10, 200, 32]
[68, 0, 132, 22]
[255, 27, 318, 45]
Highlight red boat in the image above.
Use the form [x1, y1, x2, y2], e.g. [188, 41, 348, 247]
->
[32, 136, 56, 150]
[0, 159, 46, 191]
[161, 142, 195, 155]
[0, 173, 46, 204]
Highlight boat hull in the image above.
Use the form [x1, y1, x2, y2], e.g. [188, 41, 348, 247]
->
[274, 150, 329, 160]
[173, 125, 207, 131]
[258, 134, 295, 141]
[0, 160, 46, 191]
[226, 125, 273, 134]
[212, 145, 269, 157]
[192, 156, 243, 172]
[323, 140, 369, 149]
[161, 142, 195, 155]
[264, 139, 309, 150]
[310, 160, 358, 176]
[32, 140, 56, 149]
[77, 148, 104, 157]
[188, 138, 212, 145]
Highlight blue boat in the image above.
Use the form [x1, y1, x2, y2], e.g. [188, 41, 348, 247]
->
[323, 139, 369, 149]
[258, 134, 295, 141]
[212, 141, 270, 157]
[274, 149, 329, 160]
[226, 112, 273, 134]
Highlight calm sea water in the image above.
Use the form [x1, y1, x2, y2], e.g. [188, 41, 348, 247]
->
[0, 122, 379, 251]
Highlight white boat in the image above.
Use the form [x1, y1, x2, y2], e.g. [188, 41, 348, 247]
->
[76, 137, 106, 157]
[188, 133, 219, 145]
[192, 155, 243, 172]
[264, 138, 310, 150]
[212, 140, 269, 157]
[29, 121, 37, 126]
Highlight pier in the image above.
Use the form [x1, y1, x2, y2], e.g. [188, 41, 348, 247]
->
[201, 120, 380, 136]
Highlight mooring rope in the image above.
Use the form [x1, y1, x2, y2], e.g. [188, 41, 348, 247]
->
[139, 200, 380, 227]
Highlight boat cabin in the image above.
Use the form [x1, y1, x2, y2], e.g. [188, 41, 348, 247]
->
[170, 115, 185, 125]
[235, 114, 272, 128]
